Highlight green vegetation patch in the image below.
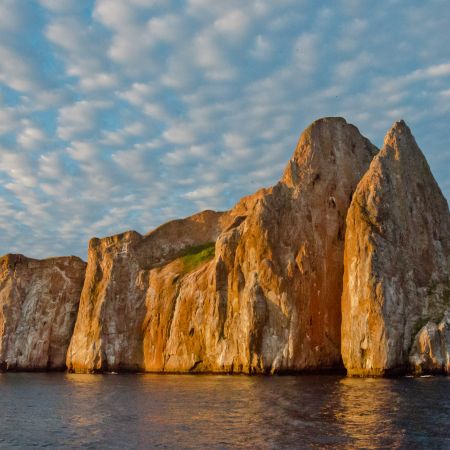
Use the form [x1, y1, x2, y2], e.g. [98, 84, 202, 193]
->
[180, 242, 215, 273]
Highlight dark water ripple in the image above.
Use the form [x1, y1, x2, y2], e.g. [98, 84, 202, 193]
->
[0, 373, 448, 449]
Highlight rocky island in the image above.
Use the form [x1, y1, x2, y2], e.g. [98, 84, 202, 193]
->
[1, 118, 449, 376]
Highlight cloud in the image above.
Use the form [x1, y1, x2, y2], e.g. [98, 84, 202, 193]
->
[214, 10, 249, 40]
[163, 123, 196, 144]
[45, 16, 112, 90]
[57, 100, 111, 140]
[17, 122, 46, 150]
[0, 0, 449, 258]
[411, 62, 450, 80]
[0, 150, 37, 187]
[39, 152, 65, 179]
[193, 30, 236, 81]
[0, 45, 40, 92]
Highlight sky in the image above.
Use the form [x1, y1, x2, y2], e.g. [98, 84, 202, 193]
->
[0, 0, 449, 259]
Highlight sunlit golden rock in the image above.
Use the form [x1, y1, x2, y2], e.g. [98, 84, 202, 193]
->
[341, 121, 450, 376]
[67, 117, 377, 373]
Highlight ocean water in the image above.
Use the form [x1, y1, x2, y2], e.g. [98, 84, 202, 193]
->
[0, 373, 448, 449]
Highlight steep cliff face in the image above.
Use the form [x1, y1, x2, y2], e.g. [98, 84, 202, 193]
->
[66, 210, 233, 372]
[0, 254, 86, 370]
[341, 121, 450, 376]
[67, 117, 378, 373]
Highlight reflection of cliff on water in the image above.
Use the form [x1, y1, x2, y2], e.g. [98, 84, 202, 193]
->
[334, 377, 405, 449]
[334, 377, 450, 449]
[0, 374, 448, 448]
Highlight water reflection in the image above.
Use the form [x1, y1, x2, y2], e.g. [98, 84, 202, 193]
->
[333, 378, 405, 449]
[0, 373, 448, 449]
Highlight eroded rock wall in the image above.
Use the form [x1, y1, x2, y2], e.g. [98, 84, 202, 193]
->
[67, 117, 378, 373]
[66, 210, 233, 372]
[0, 254, 86, 370]
[409, 310, 450, 374]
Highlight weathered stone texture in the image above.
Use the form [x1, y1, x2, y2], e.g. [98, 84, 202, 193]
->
[0, 254, 86, 370]
[341, 121, 450, 376]
[67, 117, 378, 373]
[409, 310, 450, 374]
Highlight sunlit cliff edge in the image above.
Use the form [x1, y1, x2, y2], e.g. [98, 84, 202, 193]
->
[1, 117, 449, 376]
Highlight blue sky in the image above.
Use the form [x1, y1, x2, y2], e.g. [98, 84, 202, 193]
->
[0, 0, 449, 258]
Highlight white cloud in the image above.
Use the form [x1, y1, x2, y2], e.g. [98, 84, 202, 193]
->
[0, 151, 37, 187]
[66, 140, 99, 161]
[0, 45, 39, 92]
[183, 184, 225, 200]
[214, 10, 249, 40]
[57, 100, 111, 140]
[45, 16, 111, 90]
[413, 62, 450, 79]
[39, 152, 65, 179]
[17, 122, 46, 150]
[118, 83, 155, 105]
[194, 31, 236, 80]
[112, 147, 154, 182]
[146, 14, 182, 43]
[80, 73, 118, 91]
[163, 123, 196, 144]
[100, 121, 147, 146]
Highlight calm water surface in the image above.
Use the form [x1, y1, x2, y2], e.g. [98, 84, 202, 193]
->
[0, 373, 448, 449]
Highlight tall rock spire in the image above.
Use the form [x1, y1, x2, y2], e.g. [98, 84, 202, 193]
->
[341, 120, 450, 375]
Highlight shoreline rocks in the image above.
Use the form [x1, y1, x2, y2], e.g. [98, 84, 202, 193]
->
[1, 117, 449, 376]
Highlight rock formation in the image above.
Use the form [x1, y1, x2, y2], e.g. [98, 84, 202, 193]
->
[66, 210, 233, 372]
[0, 254, 86, 370]
[67, 117, 378, 373]
[341, 121, 450, 376]
[409, 311, 449, 374]
[1, 116, 448, 377]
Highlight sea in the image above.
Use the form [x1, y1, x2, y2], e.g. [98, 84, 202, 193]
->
[0, 373, 448, 449]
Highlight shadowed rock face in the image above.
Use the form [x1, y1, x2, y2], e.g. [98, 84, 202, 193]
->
[409, 311, 450, 374]
[67, 117, 378, 373]
[341, 121, 450, 376]
[0, 254, 86, 371]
